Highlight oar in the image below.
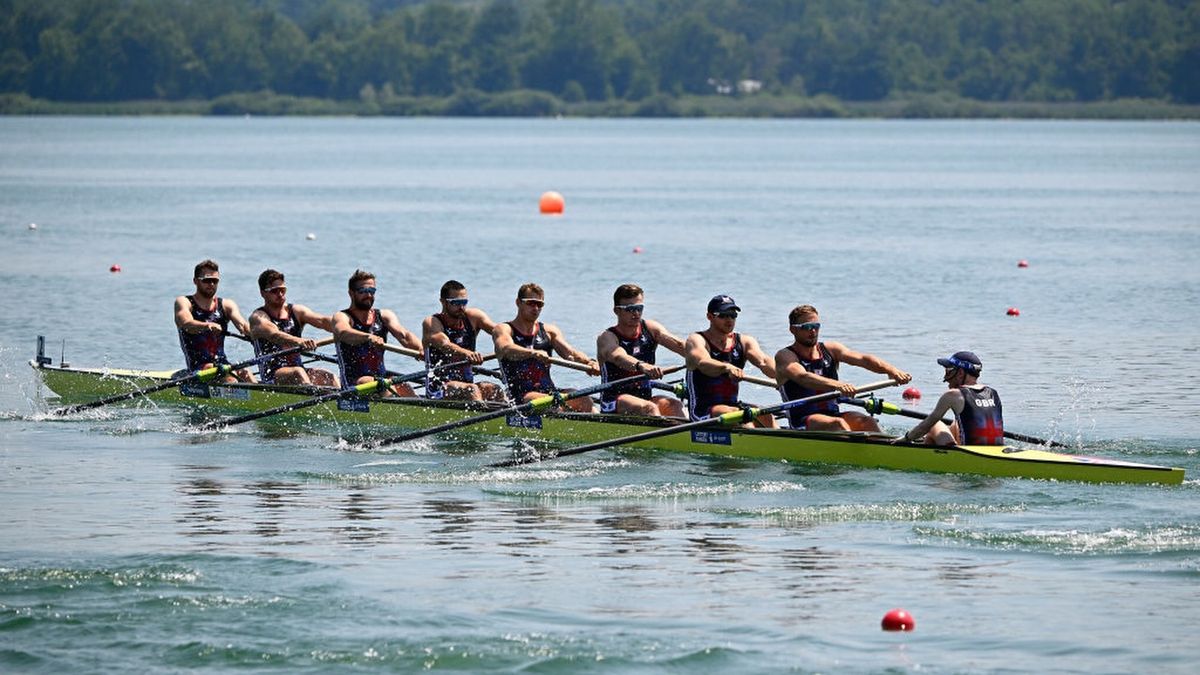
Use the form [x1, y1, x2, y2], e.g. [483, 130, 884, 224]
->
[490, 379, 899, 467]
[365, 370, 680, 450]
[198, 353, 481, 430]
[52, 337, 335, 415]
[842, 396, 1071, 449]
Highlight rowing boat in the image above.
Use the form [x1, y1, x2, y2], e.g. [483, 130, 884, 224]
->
[30, 359, 1185, 485]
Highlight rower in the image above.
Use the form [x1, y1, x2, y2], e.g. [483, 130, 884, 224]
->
[173, 259, 255, 383]
[684, 294, 777, 427]
[774, 304, 910, 431]
[493, 282, 600, 413]
[899, 351, 1004, 446]
[421, 280, 502, 401]
[248, 268, 338, 387]
[331, 269, 422, 396]
[596, 283, 687, 417]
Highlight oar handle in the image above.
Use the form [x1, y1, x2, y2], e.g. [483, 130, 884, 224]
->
[740, 374, 777, 388]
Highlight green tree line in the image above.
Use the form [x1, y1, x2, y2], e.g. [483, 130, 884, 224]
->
[2, 0, 1197, 108]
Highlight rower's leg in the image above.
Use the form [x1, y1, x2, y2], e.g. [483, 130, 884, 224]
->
[273, 366, 313, 385]
[842, 411, 882, 433]
[617, 394, 660, 416]
[655, 396, 685, 418]
[804, 414, 851, 432]
[309, 368, 338, 388]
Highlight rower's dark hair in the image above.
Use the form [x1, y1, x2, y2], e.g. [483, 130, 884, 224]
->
[613, 283, 643, 305]
[517, 282, 543, 299]
[193, 259, 219, 279]
[348, 269, 375, 291]
[258, 269, 284, 290]
[440, 279, 466, 299]
[788, 304, 819, 324]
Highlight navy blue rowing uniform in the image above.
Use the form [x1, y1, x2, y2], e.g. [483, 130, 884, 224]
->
[424, 313, 476, 399]
[336, 309, 387, 386]
[499, 321, 555, 401]
[252, 303, 304, 383]
[779, 342, 841, 429]
[686, 333, 744, 420]
[178, 295, 230, 370]
[600, 321, 657, 413]
[956, 385, 1004, 445]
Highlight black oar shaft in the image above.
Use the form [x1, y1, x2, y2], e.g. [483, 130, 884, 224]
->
[491, 379, 898, 467]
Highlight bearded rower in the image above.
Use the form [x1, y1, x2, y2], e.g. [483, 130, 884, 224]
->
[596, 283, 687, 417]
[421, 279, 502, 401]
[248, 268, 338, 387]
[331, 269, 421, 396]
[173, 259, 254, 383]
[684, 294, 777, 427]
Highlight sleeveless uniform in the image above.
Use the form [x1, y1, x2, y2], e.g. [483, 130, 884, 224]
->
[178, 295, 230, 370]
[779, 343, 841, 429]
[686, 333, 745, 420]
[252, 304, 304, 383]
[600, 321, 657, 413]
[499, 321, 555, 401]
[955, 385, 1004, 445]
[424, 313, 476, 399]
[336, 309, 388, 386]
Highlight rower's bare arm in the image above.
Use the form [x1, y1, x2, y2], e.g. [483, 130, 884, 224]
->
[382, 310, 421, 351]
[468, 308, 498, 337]
[647, 320, 688, 357]
[223, 299, 252, 337]
[549, 324, 599, 374]
[294, 304, 335, 333]
[491, 323, 524, 359]
[175, 296, 217, 334]
[905, 390, 963, 440]
[776, 347, 852, 394]
[828, 341, 911, 384]
[333, 312, 377, 346]
[743, 335, 777, 379]
[685, 334, 736, 377]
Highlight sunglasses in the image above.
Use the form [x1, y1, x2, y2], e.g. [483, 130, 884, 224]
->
[791, 322, 821, 331]
[354, 287, 377, 295]
[715, 311, 739, 320]
[615, 303, 644, 313]
[265, 286, 287, 295]
[443, 297, 469, 306]
[197, 277, 220, 285]
[520, 298, 545, 308]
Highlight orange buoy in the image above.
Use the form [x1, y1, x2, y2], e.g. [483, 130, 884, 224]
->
[1017, 260, 1029, 268]
[110, 264, 122, 273]
[632, 246, 643, 254]
[902, 387, 921, 400]
[881, 608, 915, 631]
[539, 191, 564, 215]
[1006, 307, 1020, 316]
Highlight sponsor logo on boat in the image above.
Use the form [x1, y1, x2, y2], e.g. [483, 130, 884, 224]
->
[209, 385, 250, 401]
[337, 397, 370, 413]
[691, 430, 731, 445]
[506, 413, 543, 429]
[179, 381, 211, 398]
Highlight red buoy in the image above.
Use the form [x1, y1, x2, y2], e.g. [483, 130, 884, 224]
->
[1006, 307, 1020, 316]
[902, 387, 921, 400]
[539, 191, 564, 215]
[881, 608, 915, 631]
[110, 264, 122, 273]
[632, 246, 643, 254]
[1017, 260, 1029, 268]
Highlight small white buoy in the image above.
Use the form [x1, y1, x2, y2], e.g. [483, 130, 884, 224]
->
[306, 233, 316, 241]
[28, 223, 37, 230]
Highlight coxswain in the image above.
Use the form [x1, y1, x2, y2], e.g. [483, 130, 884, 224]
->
[174, 259, 255, 383]
[684, 294, 777, 427]
[596, 283, 687, 417]
[420, 279, 503, 401]
[248, 268, 338, 387]
[493, 283, 600, 412]
[774, 304, 910, 431]
[331, 270, 421, 396]
[899, 351, 1004, 446]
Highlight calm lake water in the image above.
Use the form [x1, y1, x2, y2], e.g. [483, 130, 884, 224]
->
[1, 117, 1198, 672]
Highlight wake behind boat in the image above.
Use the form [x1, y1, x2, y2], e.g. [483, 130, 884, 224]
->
[30, 351, 1185, 486]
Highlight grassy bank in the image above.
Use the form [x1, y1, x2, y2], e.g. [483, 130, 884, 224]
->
[3, 91, 1198, 120]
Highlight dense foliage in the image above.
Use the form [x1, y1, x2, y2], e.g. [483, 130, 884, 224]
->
[2, 0, 1197, 108]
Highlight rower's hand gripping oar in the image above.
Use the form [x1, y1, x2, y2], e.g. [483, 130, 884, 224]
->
[198, 353, 485, 430]
[51, 337, 334, 416]
[490, 379, 900, 467]
[842, 395, 1070, 449]
[367, 365, 685, 450]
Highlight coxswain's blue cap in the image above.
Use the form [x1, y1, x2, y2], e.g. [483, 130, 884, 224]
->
[937, 351, 982, 375]
[707, 295, 740, 313]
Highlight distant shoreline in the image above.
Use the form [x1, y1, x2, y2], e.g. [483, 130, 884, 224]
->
[3, 92, 1198, 120]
